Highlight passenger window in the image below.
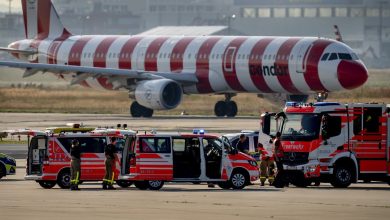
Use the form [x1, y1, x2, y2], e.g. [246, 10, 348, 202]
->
[140, 137, 171, 153]
[363, 107, 382, 133]
[57, 137, 106, 154]
[328, 53, 338, 60]
[173, 138, 186, 152]
[321, 53, 329, 61]
[338, 53, 352, 60]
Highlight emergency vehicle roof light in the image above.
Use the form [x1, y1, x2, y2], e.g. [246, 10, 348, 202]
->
[313, 102, 340, 106]
[193, 129, 199, 134]
[199, 129, 205, 135]
[285, 102, 298, 107]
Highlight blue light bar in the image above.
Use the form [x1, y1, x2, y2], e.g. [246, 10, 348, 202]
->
[193, 129, 199, 134]
[285, 102, 298, 107]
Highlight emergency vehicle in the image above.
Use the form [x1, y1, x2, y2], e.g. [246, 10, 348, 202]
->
[0, 153, 16, 179]
[260, 102, 390, 187]
[10, 126, 135, 189]
[119, 130, 259, 190]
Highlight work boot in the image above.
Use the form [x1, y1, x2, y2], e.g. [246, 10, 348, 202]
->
[260, 182, 265, 186]
[102, 182, 107, 190]
[107, 185, 116, 190]
[207, 182, 215, 188]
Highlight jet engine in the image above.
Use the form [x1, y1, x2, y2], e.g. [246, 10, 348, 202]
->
[134, 79, 182, 110]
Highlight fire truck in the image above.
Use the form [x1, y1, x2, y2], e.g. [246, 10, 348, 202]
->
[10, 126, 135, 189]
[119, 130, 259, 190]
[260, 102, 390, 188]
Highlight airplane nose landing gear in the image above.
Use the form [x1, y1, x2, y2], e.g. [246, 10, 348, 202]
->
[214, 94, 238, 117]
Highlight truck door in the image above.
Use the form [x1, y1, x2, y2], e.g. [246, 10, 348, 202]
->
[121, 135, 136, 175]
[27, 135, 48, 175]
[138, 136, 173, 181]
[353, 106, 387, 174]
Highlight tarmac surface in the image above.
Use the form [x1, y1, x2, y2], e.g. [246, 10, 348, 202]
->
[1, 113, 390, 220]
[0, 113, 259, 132]
[0, 165, 390, 220]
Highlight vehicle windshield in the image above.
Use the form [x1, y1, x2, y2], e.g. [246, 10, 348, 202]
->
[282, 114, 321, 141]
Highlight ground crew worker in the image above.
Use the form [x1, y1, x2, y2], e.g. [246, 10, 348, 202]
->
[70, 139, 81, 191]
[258, 143, 275, 186]
[236, 134, 249, 154]
[103, 138, 117, 190]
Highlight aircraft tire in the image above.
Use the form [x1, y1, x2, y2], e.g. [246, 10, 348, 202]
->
[214, 101, 226, 117]
[225, 101, 238, 117]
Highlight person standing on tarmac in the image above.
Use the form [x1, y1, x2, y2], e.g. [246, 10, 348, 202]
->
[258, 143, 275, 186]
[103, 137, 117, 190]
[236, 134, 249, 154]
[273, 132, 287, 188]
[70, 139, 81, 191]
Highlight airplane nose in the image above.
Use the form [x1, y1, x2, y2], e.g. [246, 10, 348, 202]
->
[337, 60, 368, 90]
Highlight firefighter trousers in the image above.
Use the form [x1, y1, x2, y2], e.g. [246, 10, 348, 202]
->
[70, 158, 81, 186]
[103, 157, 115, 186]
[260, 159, 275, 184]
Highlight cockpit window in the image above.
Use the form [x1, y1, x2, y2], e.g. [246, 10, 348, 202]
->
[351, 53, 359, 60]
[328, 53, 338, 60]
[338, 53, 352, 60]
[321, 53, 329, 61]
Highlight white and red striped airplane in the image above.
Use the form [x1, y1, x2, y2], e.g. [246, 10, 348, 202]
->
[0, 0, 368, 117]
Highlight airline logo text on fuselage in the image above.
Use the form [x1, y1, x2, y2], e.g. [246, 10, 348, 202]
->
[249, 63, 289, 76]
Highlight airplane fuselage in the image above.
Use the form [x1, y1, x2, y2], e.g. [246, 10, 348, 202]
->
[10, 35, 368, 94]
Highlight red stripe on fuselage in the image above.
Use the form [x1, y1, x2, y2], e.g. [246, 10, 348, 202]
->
[68, 36, 93, 87]
[93, 36, 117, 90]
[170, 37, 195, 72]
[47, 30, 71, 64]
[248, 38, 274, 93]
[222, 37, 247, 91]
[118, 36, 143, 69]
[275, 38, 301, 94]
[68, 36, 93, 66]
[37, 0, 51, 39]
[145, 37, 169, 71]
[304, 39, 331, 92]
[196, 37, 222, 93]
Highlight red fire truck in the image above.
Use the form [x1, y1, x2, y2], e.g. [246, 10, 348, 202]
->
[11, 126, 135, 189]
[119, 130, 259, 190]
[260, 102, 390, 187]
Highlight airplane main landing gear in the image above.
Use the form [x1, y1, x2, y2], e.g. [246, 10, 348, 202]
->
[130, 101, 154, 118]
[214, 94, 238, 117]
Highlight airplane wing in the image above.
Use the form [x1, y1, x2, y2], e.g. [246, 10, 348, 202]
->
[0, 61, 198, 88]
[0, 47, 37, 55]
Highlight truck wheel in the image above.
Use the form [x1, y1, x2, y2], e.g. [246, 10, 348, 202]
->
[230, 171, 247, 189]
[148, 180, 164, 190]
[37, 181, 56, 189]
[134, 181, 149, 190]
[217, 181, 232, 189]
[331, 165, 353, 188]
[0, 164, 5, 179]
[57, 170, 71, 189]
[116, 180, 133, 188]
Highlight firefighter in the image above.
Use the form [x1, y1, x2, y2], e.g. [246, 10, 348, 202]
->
[103, 138, 117, 190]
[236, 134, 249, 154]
[272, 132, 286, 188]
[70, 139, 81, 191]
[258, 143, 275, 186]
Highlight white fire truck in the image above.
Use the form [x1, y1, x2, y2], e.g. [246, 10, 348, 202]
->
[260, 102, 390, 187]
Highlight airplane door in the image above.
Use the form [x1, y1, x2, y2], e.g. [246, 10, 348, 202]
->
[136, 47, 147, 70]
[296, 43, 313, 73]
[223, 47, 236, 72]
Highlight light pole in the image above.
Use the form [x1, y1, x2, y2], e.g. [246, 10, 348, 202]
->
[225, 13, 236, 35]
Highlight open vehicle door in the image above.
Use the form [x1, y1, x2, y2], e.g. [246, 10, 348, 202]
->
[121, 134, 136, 176]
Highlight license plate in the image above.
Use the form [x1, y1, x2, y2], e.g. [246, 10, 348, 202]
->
[286, 166, 298, 170]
